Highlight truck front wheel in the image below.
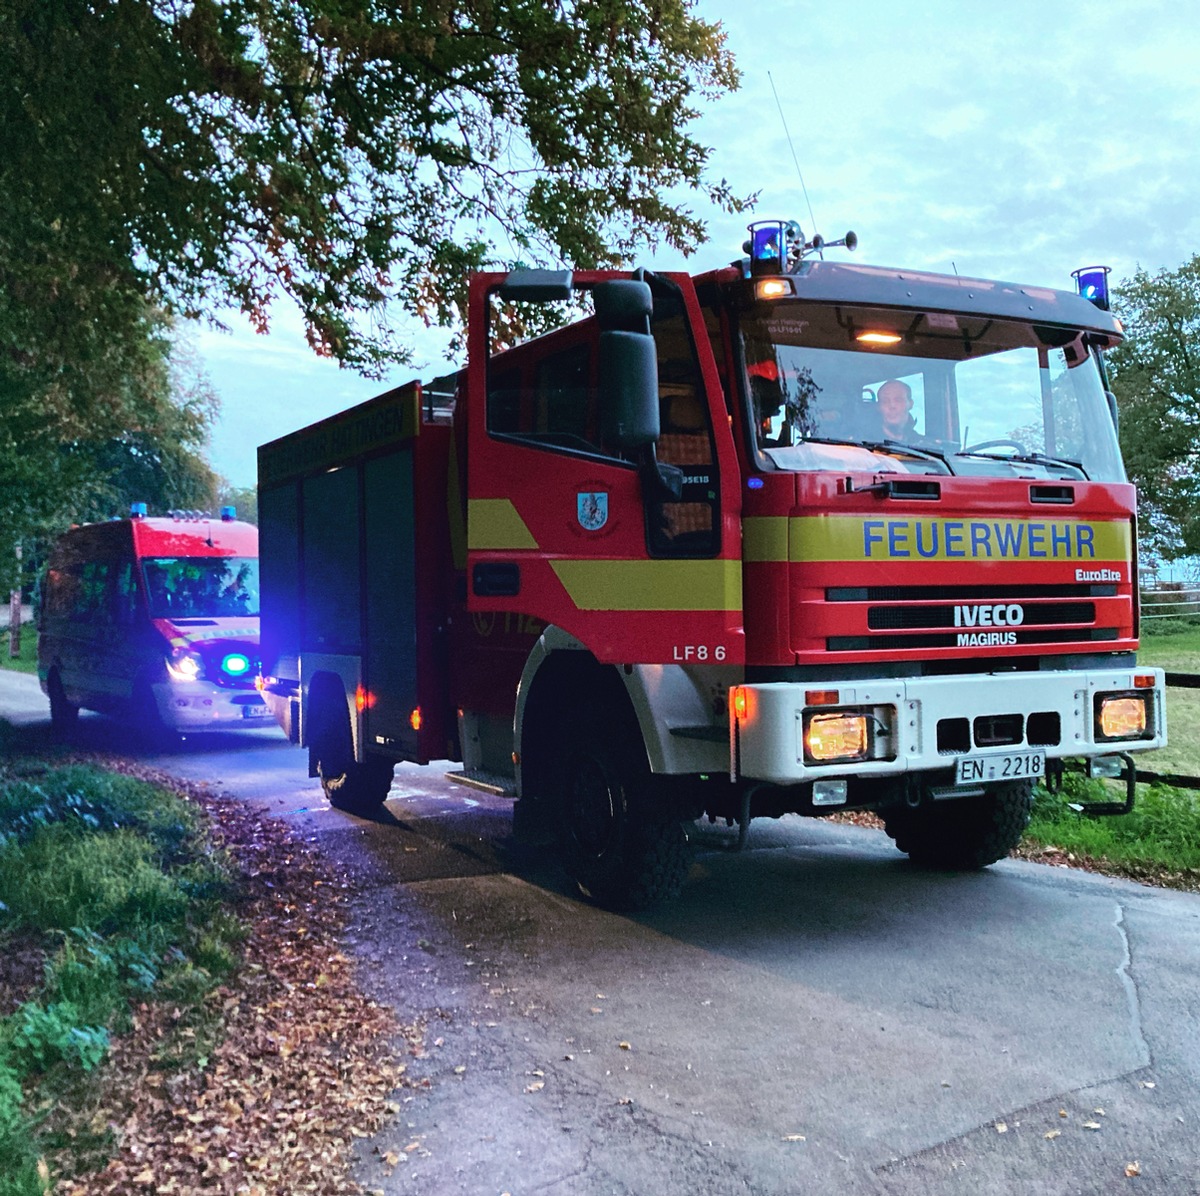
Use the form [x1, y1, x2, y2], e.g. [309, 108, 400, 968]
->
[883, 779, 1033, 870]
[557, 719, 691, 911]
[311, 690, 393, 814]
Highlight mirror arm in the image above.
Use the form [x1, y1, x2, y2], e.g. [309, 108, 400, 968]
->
[639, 446, 684, 501]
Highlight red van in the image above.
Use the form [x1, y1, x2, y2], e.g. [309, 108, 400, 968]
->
[37, 506, 269, 736]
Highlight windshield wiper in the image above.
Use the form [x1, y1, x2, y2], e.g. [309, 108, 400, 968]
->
[858, 439, 956, 475]
[785, 436, 956, 475]
[955, 450, 1089, 480]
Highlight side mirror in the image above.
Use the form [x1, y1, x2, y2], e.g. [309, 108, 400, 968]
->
[599, 330, 659, 449]
[593, 279, 653, 330]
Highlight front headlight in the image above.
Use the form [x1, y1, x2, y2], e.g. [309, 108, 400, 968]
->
[166, 648, 204, 682]
[1095, 693, 1149, 741]
[804, 712, 870, 762]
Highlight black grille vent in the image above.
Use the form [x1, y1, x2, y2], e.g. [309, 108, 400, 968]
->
[868, 602, 1095, 630]
[828, 583, 1117, 602]
[828, 628, 1118, 652]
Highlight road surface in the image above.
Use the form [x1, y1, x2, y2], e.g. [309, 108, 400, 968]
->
[3, 668, 1199, 1194]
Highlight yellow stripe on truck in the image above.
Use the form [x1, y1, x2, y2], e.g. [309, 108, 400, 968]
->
[467, 499, 538, 550]
[744, 515, 1131, 565]
[551, 559, 743, 612]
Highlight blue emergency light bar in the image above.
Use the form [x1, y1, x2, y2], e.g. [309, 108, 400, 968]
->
[130, 502, 148, 518]
[220, 505, 236, 521]
[1072, 265, 1111, 311]
[746, 220, 786, 277]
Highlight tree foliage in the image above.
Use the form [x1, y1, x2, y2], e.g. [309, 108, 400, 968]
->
[0, 311, 219, 589]
[1108, 256, 1200, 563]
[2, 0, 744, 375]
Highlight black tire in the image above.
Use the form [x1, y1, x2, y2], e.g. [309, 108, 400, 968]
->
[883, 779, 1033, 870]
[133, 680, 177, 751]
[47, 670, 79, 737]
[557, 716, 691, 911]
[312, 691, 393, 814]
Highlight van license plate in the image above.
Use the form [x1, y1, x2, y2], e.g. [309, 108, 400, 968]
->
[955, 750, 1044, 785]
[241, 705, 270, 719]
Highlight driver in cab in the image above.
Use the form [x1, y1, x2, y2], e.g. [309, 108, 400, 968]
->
[877, 379, 925, 443]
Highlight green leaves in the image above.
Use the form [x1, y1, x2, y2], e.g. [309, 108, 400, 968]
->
[2, 0, 744, 373]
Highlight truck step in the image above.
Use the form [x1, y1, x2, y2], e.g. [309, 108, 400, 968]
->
[669, 724, 727, 743]
[446, 769, 517, 798]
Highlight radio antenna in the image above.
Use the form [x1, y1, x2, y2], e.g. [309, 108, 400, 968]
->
[768, 71, 818, 238]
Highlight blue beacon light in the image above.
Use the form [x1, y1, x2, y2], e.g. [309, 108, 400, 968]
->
[746, 220, 786, 277]
[221, 652, 251, 677]
[1072, 266, 1111, 311]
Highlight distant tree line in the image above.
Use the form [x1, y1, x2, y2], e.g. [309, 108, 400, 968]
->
[1109, 255, 1200, 567]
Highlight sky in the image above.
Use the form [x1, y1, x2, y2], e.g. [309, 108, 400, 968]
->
[197, 0, 1200, 488]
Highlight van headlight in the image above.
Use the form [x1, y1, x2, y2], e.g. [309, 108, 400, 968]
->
[166, 648, 204, 682]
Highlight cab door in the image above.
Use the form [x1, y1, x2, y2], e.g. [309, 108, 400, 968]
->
[464, 270, 744, 667]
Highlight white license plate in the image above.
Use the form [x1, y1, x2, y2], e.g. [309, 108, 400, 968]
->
[955, 749, 1044, 785]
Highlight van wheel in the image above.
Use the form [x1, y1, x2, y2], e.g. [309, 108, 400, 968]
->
[557, 715, 691, 911]
[47, 671, 79, 736]
[313, 695, 393, 814]
[133, 681, 176, 751]
[883, 779, 1034, 870]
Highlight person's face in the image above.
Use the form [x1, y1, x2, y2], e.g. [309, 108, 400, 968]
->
[878, 384, 912, 431]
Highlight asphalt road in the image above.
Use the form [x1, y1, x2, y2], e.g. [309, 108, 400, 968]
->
[3, 669, 1200, 1194]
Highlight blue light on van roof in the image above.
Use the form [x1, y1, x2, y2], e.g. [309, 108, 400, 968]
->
[130, 502, 148, 518]
[220, 505, 236, 521]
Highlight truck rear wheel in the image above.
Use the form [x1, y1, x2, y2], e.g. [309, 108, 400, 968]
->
[312, 691, 393, 814]
[883, 779, 1033, 870]
[557, 716, 691, 911]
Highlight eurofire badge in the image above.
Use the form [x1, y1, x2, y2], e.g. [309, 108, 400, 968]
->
[577, 491, 608, 532]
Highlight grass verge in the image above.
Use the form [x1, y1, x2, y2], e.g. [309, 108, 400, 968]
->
[0, 757, 418, 1195]
[0, 628, 37, 675]
[0, 764, 242, 1194]
[1015, 772, 1200, 892]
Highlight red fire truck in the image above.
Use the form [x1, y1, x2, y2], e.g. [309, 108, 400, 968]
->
[258, 221, 1166, 908]
[38, 506, 268, 737]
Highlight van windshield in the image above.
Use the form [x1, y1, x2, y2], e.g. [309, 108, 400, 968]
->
[739, 301, 1125, 482]
[142, 557, 260, 619]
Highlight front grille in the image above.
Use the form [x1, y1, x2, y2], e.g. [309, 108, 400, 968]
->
[868, 602, 1094, 630]
[828, 583, 1117, 601]
[828, 628, 1118, 652]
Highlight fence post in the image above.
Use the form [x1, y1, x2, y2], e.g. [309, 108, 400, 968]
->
[8, 543, 21, 659]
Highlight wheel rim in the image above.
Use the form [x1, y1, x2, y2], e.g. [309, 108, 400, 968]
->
[567, 755, 621, 860]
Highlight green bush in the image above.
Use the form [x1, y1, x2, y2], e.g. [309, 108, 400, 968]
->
[0, 767, 201, 865]
[1030, 773, 1200, 871]
[4, 1002, 109, 1075]
[0, 1059, 43, 1196]
[0, 826, 188, 936]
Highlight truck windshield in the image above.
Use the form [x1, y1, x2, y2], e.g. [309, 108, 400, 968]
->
[739, 301, 1125, 482]
[142, 557, 260, 619]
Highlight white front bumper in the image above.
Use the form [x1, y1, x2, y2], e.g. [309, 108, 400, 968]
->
[154, 680, 272, 731]
[734, 666, 1166, 786]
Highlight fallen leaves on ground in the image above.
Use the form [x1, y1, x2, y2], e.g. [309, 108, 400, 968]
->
[45, 756, 422, 1196]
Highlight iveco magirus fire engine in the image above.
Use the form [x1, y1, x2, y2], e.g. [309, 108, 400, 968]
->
[257, 219, 1166, 909]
